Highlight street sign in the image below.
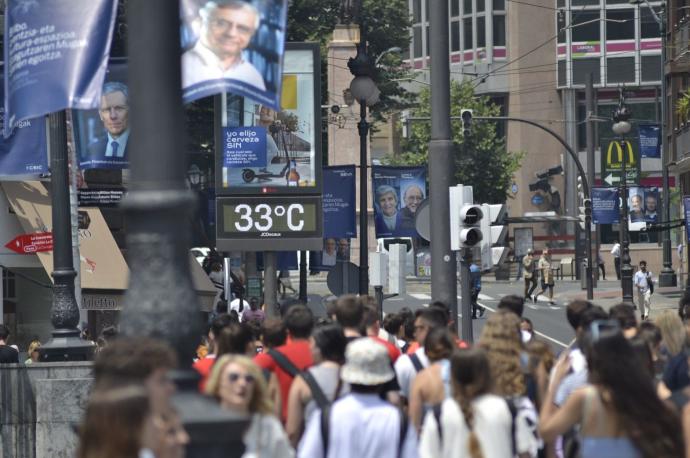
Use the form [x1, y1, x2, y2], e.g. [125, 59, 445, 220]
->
[600, 138, 641, 185]
[5, 232, 53, 254]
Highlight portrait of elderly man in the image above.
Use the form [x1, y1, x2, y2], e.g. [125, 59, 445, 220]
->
[399, 184, 424, 235]
[182, 0, 266, 90]
[88, 81, 130, 161]
[322, 238, 337, 267]
[374, 185, 401, 236]
[629, 190, 645, 223]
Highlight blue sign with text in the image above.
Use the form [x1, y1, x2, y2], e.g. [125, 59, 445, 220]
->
[222, 126, 267, 167]
[639, 124, 661, 158]
[323, 166, 356, 238]
[4, 0, 118, 137]
[684, 196, 690, 243]
[592, 187, 620, 224]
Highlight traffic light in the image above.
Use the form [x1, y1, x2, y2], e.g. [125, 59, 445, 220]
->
[479, 203, 509, 270]
[449, 184, 483, 250]
[461, 109, 473, 138]
[578, 198, 591, 231]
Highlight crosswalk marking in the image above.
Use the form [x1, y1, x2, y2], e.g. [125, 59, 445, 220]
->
[409, 293, 432, 301]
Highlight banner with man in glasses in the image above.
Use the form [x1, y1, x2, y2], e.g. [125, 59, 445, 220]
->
[180, 0, 287, 110]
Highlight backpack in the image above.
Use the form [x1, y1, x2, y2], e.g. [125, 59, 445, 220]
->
[432, 397, 518, 455]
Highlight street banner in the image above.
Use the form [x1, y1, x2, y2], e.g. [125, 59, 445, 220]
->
[600, 137, 641, 186]
[642, 188, 659, 223]
[628, 186, 646, 223]
[310, 237, 350, 271]
[372, 165, 427, 238]
[4, 0, 118, 137]
[219, 45, 319, 193]
[77, 188, 125, 207]
[684, 196, 690, 242]
[72, 62, 130, 170]
[639, 124, 661, 158]
[323, 166, 356, 239]
[592, 187, 619, 224]
[0, 68, 48, 178]
[5, 232, 53, 254]
[180, 0, 287, 109]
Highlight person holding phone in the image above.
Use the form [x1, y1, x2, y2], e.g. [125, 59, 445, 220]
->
[633, 260, 653, 320]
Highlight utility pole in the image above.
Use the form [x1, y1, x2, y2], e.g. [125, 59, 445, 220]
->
[585, 73, 596, 299]
[429, 0, 458, 310]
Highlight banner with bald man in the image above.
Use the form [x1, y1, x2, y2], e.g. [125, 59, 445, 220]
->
[180, 0, 287, 109]
[371, 166, 427, 239]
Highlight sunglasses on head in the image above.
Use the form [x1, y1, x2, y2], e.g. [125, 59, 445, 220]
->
[228, 372, 255, 384]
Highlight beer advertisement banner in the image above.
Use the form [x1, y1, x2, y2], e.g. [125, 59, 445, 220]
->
[180, 0, 287, 109]
[371, 166, 427, 239]
[4, 0, 118, 136]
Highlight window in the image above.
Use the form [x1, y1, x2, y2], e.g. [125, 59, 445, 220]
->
[494, 0, 505, 10]
[451, 0, 460, 17]
[477, 0, 485, 13]
[606, 57, 635, 83]
[572, 58, 600, 85]
[557, 10, 566, 43]
[572, 0, 599, 6]
[493, 15, 506, 46]
[413, 26, 423, 57]
[2, 270, 15, 301]
[452, 20, 461, 51]
[412, 0, 422, 23]
[464, 0, 472, 14]
[464, 17, 473, 50]
[641, 55, 662, 82]
[571, 11, 600, 42]
[640, 8, 660, 39]
[558, 60, 567, 86]
[606, 10, 634, 40]
[426, 26, 430, 56]
[477, 16, 486, 47]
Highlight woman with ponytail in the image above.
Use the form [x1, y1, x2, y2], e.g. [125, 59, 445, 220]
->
[419, 348, 531, 458]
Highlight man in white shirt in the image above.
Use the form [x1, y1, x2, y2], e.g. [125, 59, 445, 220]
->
[182, 0, 266, 90]
[611, 242, 621, 280]
[298, 338, 418, 458]
[633, 260, 653, 320]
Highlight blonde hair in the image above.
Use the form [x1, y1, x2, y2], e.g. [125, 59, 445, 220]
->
[27, 340, 41, 355]
[478, 310, 525, 396]
[655, 310, 687, 356]
[205, 354, 273, 415]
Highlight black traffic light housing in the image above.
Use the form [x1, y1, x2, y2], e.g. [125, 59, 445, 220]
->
[461, 109, 473, 138]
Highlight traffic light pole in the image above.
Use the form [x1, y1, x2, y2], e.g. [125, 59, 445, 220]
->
[459, 248, 473, 342]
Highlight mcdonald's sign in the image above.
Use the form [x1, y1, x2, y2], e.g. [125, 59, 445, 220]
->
[600, 138, 640, 186]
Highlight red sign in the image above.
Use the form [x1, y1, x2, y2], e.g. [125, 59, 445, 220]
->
[5, 232, 53, 254]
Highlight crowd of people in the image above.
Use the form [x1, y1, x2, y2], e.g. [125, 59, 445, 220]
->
[7, 290, 690, 456]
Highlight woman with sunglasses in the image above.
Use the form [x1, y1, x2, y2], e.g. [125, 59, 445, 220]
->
[206, 354, 294, 457]
[540, 326, 683, 458]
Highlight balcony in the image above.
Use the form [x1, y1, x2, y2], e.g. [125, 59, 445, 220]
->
[674, 123, 690, 161]
[670, 21, 690, 74]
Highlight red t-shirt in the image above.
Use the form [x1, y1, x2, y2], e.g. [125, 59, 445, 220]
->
[254, 339, 313, 422]
[193, 355, 216, 392]
[372, 336, 401, 363]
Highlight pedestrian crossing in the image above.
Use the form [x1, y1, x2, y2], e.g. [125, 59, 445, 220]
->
[407, 291, 562, 309]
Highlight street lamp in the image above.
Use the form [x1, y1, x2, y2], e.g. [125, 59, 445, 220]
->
[612, 99, 635, 305]
[348, 39, 379, 295]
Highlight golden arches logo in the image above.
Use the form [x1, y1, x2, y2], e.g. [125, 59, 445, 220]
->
[606, 140, 636, 169]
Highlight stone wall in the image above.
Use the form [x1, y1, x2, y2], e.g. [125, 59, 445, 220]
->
[0, 362, 93, 458]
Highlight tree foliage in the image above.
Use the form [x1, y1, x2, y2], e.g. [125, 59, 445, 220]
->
[388, 80, 524, 204]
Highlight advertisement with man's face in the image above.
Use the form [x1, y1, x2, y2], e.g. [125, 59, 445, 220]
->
[628, 187, 645, 223]
[643, 188, 659, 223]
[372, 166, 427, 238]
[218, 45, 320, 194]
[180, 0, 287, 109]
[73, 63, 130, 170]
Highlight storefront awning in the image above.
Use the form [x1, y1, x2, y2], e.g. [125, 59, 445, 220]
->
[2, 181, 216, 311]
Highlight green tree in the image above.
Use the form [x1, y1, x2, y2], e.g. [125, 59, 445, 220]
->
[388, 80, 524, 204]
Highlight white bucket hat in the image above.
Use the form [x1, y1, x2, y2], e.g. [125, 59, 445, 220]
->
[341, 338, 394, 386]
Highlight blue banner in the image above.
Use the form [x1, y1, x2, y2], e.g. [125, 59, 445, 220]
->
[0, 68, 47, 178]
[639, 124, 661, 158]
[4, 0, 118, 137]
[73, 63, 130, 170]
[592, 187, 619, 224]
[323, 166, 356, 239]
[180, 0, 287, 109]
[372, 165, 427, 238]
[223, 126, 267, 167]
[684, 196, 690, 243]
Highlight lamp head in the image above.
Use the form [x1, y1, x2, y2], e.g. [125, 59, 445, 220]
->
[350, 76, 380, 106]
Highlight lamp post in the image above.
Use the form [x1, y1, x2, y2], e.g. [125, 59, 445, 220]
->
[612, 99, 635, 304]
[348, 38, 379, 296]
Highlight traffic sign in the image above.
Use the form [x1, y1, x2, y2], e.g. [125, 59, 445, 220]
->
[5, 232, 53, 254]
[600, 138, 641, 185]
